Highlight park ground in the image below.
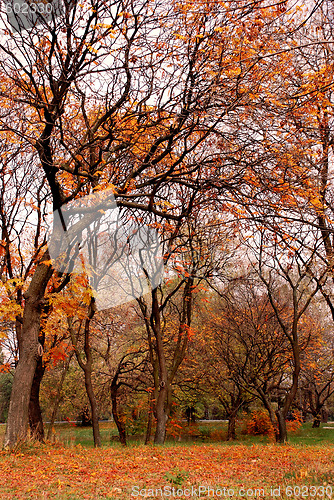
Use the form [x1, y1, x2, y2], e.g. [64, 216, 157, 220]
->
[0, 422, 334, 499]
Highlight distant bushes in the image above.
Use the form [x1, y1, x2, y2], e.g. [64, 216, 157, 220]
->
[245, 409, 302, 439]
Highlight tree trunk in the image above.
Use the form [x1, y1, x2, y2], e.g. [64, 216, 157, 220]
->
[321, 406, 328, 423]
[227, 413, 237, 441]
[28, 355, 45, 442]
[3, 257, 52, 449]
[138, 278, 193, 446]
[84, 366, 101, 447]
[312, 415, 321, 428]
[259, 391, 279, 441]
[145, 392, 154, 445]
[68, 299, 101, 448]
[4, 345, 38, 449]
[276, 409, 288, 443]
[154, 385, 168, 444]
[111, 388, 126, 446]
[83, 303, 101, 448]
[224, 393, 243, 441]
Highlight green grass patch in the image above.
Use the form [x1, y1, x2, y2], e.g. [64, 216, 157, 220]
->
[2, 420, 334, 448]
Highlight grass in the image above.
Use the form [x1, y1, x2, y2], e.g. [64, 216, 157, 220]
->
[2, 420, 334, 447]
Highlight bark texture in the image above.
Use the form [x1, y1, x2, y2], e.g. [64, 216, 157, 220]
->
[28, 355, 45, 442]
[227, 412, 237, 441]
[276, 409, 288, 443]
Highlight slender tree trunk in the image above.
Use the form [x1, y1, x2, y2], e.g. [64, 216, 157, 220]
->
[69, 298, 101, 448]
[83, 304, 101, 448]
[83, 365, 101, 447]
[47, 352, 73, 440]
[145, 410, 153, 444]
[277, 342, 301, 443]
[309, 389, 324, 427]
[29, 355, 45, 442]
[301, 389, 308, 423]
[258, 390, 280, 441]
[145, 392, 154, 445]
[138, 278, 193, 446]
[111, 388, 126, 446]
[3, 257, 52, 449]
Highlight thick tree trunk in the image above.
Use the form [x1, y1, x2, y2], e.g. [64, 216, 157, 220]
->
[4, 342, 38, 449]
[276, 409, 288, 443]
[29, 355, 45, 442]
[224, 393, 243, 441]
[227, 413, 237, 441]
[3, 258, 52, 449]
[154, 385, 168, 444]
[312, 415, 321, 428]
[149, 287, 169, 445]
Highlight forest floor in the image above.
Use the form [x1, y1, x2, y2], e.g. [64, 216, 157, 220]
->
[0, 423, 334, 499]
[0, 442, 334, 499]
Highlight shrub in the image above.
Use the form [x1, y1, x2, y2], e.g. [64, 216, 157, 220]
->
[210, 429, 226, 441]
[166, 417, 184, 439]
[246, 410, 275, 438]
[0, 373, 13, 422]
[287, 410, 302, 433]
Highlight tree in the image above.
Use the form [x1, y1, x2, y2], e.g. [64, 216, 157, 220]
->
[136, 246, 195, 444]
[68, 296, 102, 447]
[136, 212, 235, 443]
[250, 231, 322, 442]
[203, 277, 291, 441]
[0, 136, 53, 441]
[299, 316, 334, 427]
